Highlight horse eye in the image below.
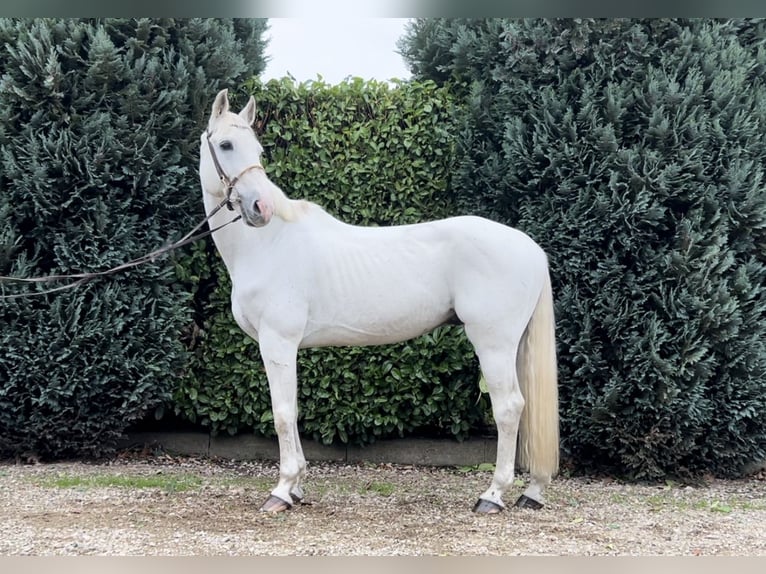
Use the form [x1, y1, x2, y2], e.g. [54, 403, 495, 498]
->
[220, 141, 233, 151]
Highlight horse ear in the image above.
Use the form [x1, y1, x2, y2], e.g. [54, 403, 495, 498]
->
[239, 96, 256, 126]
[210, 88, 230, 120]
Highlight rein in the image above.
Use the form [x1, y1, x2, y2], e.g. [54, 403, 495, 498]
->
[0, 131, 264, 300]
[0, 196, 240, 300]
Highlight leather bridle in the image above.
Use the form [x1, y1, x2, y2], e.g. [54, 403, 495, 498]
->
[205, 130, 265, 211]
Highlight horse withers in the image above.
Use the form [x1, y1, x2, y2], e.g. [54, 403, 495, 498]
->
[199, 88, 559, 514]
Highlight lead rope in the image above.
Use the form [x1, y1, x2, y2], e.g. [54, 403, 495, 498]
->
[1, 130, 263, 300]
[0, 196, 240, 300]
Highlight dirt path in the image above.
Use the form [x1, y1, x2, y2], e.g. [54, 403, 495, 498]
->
[1, 454, 764, 555]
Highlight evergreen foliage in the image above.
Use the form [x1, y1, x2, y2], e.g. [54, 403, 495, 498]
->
[175, 77, 491, 445]
[0, 18, 268, 459]
[400, 18, 766, 478]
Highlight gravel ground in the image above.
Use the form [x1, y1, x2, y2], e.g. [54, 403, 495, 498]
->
[1, 452, 764, 556]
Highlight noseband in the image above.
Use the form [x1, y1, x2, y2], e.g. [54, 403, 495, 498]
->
[205, 130, 265, 211]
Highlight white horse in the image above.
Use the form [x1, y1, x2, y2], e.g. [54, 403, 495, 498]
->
[199, 89, 559, 514]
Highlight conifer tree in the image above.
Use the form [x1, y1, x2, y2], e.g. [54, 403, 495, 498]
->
[400, 18, 766, 478]
[0, 18, 268, 458]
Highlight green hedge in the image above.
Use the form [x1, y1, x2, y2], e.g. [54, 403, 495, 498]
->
[175, 77, 492, 444]
[399, 18, 766, 478]
[0, 18, 268, 459]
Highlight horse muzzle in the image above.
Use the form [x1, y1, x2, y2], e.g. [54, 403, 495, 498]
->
[243, 213, 268, 228]
[240, 197, 272, 227]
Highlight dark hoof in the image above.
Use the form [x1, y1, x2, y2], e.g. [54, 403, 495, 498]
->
[260, 494, 292, 513]
[473, 498, 504, 514]
[514, 494, 544, 510]
[291, 493, 311, 506]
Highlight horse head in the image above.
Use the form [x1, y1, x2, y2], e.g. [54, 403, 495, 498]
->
[200, 88, 274, 227]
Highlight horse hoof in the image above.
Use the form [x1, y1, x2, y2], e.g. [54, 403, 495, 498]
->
[514, 494, 544, 510]
[473, 498, 504, 514]
[259, 494, 292, 513]
[290, 492, 312, 506]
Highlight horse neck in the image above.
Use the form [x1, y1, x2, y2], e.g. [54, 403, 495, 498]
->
[201, 184, 305, 273]
[255, 171, 309, 223]
[202, 191, 262, 271]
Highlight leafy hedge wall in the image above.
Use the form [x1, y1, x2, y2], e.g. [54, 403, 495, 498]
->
[399, 18, 766, 478]
[175, 78, 492, 444]
[0, 18, 268, 459]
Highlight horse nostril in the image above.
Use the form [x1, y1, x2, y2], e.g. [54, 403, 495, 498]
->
[252, 199, 261, 215]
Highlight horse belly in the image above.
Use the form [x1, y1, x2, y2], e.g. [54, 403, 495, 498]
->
[300, 276, 454, 348]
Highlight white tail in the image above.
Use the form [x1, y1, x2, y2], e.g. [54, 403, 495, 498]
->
[516, 270, 559, 481]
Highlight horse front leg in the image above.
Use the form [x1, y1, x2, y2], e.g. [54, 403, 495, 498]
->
[257, 327, 306, 513]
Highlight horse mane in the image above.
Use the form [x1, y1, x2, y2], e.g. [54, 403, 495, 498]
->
[264, 175, 313, 223]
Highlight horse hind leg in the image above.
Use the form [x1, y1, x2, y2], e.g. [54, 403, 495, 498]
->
[466, 334, 525, 514]
[289, 418, 307, 504]
[511, 271, 559, 510]
[515, 473, 550, 510]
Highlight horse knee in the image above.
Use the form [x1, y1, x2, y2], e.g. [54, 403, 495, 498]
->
[272, 406, 296, 435]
